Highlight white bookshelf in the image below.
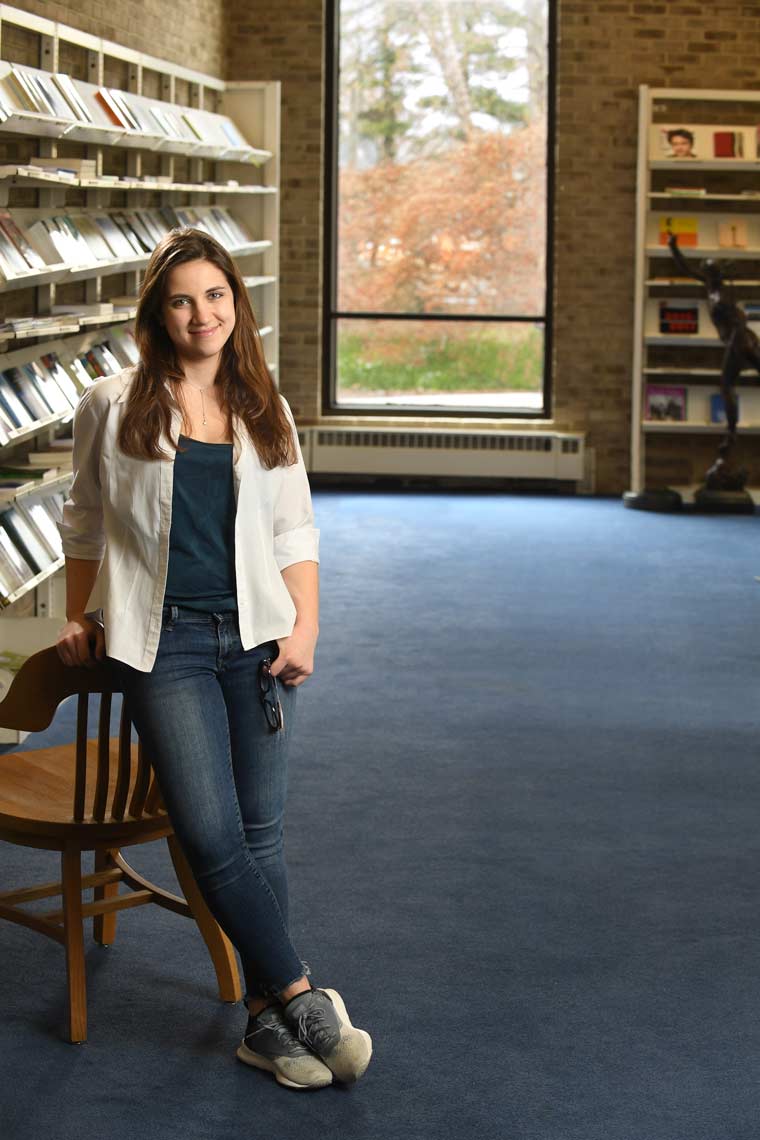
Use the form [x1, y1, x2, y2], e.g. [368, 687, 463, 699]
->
[0, 4, 281, 701]
[630, 85, 760, 498]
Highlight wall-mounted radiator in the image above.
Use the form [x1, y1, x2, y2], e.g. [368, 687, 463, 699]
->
[300, 427, 585, 485]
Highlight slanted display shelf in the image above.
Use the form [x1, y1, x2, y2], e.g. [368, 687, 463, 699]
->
[0, 2, 280, 649]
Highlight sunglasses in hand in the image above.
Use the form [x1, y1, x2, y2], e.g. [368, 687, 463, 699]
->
[258, 657, 284, 733]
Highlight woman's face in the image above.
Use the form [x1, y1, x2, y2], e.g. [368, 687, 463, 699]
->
[161, 257, 236, 366]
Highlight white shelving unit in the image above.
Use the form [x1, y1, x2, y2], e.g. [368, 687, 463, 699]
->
[630, 85, 760, 502]
[0, 4, 281, 741]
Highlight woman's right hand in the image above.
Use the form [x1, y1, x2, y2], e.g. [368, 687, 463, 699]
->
[56, 615, 106, 669]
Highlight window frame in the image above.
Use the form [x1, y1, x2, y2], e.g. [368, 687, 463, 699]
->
[322, 0, 556, 420]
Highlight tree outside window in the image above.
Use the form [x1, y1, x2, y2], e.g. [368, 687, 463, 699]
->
[330, 0, 550, 414]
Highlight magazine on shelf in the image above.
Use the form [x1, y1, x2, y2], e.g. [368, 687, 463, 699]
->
[107, 325, 139, 366]
[122, 211, 156, 251]
[92, 213, 139, 259]
[25, 219, 67, 267]
[33, 72, 74, 120]
[73, 214, 118, 262]
[7, 66, 44, 113]
[645, 385, 688, 422]
[59, 216, 100, 264]
[112, 212, 152, 254]
[710, 394, 735, 425]
[0, 507, 54, 574]
[0, 373, 34, 428]
[39, 357, 80, 412]
[0, 226, 29, 276]
[134, 209, 166, 244]
[51, 74, 93, 123]
[0, 525, 32, 593]
[105, 89, 141, 133]
[658, 215, 698, 247]
[0, 210, 46, 270]
[18, 498, 62, 560]
[713, 130, 744, 159]
[24, 360, 75, 413]
[659, 298, 699, 335]
[91, 342, 122, 375]
[95, 87, 130, 129]
[4, 367, 54, 422]
[718, 220, 748, 249]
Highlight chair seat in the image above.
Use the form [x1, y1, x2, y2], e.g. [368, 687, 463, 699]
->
[0, 738, 170, 844]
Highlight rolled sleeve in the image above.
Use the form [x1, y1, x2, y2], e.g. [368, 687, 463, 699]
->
[272, 398, 320, 571]
[58, 386, 107, 560]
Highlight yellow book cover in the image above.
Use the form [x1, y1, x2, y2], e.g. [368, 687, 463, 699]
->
[718, 220, 748, 249]
[659, 215, 698, 247]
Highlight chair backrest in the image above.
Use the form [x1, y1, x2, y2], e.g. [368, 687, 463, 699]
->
[0, 646, 159, 823]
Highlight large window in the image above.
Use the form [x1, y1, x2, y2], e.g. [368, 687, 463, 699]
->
[325, 0, 553, 416]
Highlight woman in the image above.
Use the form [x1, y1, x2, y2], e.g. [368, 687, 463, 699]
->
[55, 227, 372, 1091]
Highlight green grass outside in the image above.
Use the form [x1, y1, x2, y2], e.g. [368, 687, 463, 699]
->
[337, 326, 543, 393]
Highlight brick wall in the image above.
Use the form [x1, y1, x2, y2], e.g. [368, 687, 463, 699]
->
[2, 1, 225, 75]
[225, 2, 324, 422]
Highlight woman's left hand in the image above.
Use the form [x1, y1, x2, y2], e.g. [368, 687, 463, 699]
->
[270, 623, 318, 687]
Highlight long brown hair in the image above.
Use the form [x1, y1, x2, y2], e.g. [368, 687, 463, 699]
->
[117, 227, 295, 467]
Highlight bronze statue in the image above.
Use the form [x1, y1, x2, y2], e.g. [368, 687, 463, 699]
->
[667, 231, 760, 492]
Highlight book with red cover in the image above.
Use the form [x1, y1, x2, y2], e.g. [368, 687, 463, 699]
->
[714, 131, 736, 158]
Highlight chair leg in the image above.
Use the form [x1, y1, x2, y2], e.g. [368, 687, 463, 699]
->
[61, 847, 87, 1043]
[167, 835, 242, 1003]
[93, 849, 119, 946]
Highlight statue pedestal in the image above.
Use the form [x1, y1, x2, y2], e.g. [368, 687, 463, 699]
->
[622, 488, 683, 512]
[693, 487, 756, 514]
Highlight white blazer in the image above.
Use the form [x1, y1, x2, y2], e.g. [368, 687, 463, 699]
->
[59, 367, 320, 672]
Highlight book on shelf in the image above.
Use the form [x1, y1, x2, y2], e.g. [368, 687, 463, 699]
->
[90, 213, 139, 259]
[664, 186, 707, 197]
[659, 298, 699, 335]
[18, 497, 63, 560]
[7, 66, 44, 114]
[645, 385, 687, 422]
[713, 130, 743, 159]
[104, 89, 141, 133]
[26, 452, 73, 470]
[0, 523, 33, 594]
[52, 302, 114, 317]
[710, 394, 736, 425]
[718, 220, 748, 249]
[40, 353, 81, 407]
[659, 215, 698, 247]
[0, 209, 46, 270]
[0, 372, 35, 429]
[51, 74, 93, 124]
[30, 155, 97, 177]
[0, 506, 55, 575]
[112, 212, 152, 254]
[24, 360, 76, 413]
[0, 226, 31, 277]
[94, 87, 130, 129]
[3, 367, 55, 423]
[73, 215, 117, 262]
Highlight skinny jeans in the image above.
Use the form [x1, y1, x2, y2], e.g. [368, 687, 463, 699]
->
[110, 604, 307, 999]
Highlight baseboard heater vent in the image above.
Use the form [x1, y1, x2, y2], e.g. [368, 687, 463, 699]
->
[302, 428, 585, 483]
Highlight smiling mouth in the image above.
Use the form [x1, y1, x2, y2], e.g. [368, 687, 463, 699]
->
[189, 326, 220, 335]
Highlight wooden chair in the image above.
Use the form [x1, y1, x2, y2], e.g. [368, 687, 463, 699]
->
[0, 645, 241, 1042]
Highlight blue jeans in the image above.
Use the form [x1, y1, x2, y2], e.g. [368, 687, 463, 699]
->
[110, 604, 307, 1000]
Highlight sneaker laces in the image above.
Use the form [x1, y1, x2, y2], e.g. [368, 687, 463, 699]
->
[296, 1004, 335, 1053]
[247, 1009, 308, 1056]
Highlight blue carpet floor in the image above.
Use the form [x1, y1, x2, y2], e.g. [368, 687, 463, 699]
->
[2, 492, 760, 1140]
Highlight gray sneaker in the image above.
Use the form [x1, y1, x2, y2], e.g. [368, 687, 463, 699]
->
[283, 987, 372, 1085]
[236, 1004, 333, 1090]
